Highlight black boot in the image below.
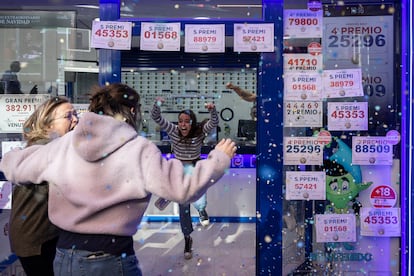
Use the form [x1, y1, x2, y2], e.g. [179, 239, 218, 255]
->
[184, 235, 193, 260]
[198, 209, 210, 227]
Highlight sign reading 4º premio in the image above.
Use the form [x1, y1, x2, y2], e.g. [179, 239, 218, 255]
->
[283, 136, 324, 165]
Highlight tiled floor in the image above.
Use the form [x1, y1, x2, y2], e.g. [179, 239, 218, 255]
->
[0, 221, 256, 276]
[133, 221, 256, 276]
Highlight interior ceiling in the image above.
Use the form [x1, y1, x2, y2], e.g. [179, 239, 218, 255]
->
[0, 0, 263, 29]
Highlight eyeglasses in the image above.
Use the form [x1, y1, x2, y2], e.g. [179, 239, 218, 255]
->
[53, 110, 78, 121]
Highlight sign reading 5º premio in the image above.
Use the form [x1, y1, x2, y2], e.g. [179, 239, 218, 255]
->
[327, 102, 368, 131]
[184, 24, 225, 53]
[0, 94, 50, 133]
[360, 207, 400, 237]
[140, 22, 181, 51]
[284, 72, 322, 101]
[233, 23, 274, 52]
[285, 171, 326, 200]
[315, 213, 357, 243]
[91, 21, 132, 50]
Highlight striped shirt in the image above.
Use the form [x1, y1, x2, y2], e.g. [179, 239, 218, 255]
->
[151, 104, 219, 161]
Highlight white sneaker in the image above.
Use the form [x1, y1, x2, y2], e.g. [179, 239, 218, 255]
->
[198, 209, 210, 227]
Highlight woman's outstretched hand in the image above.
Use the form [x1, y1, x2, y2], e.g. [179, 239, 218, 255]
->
[215, 138, 237, 159]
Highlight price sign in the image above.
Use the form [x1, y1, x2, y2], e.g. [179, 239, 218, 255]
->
[284, 9, 323, 38]
[315, 214, 356, 243]
[370, 185, 397, 208]
[284, 53, 323, 73]
[284, 101, 322, 127]
[0, 94, 50, 133]
[284, 72, 322, 101]
[140, 22, 181, 51]
[352, 136, 393, 165]
[283, 136, 324, 165]
[91, 21, 132, 50]
[286, 171, 326, 200]
[184, 24, 225, 53]
[327, 102, 368, 131]
[322, 68, 364, 98]
[233, 23, 274, 52]
[360, 207, 400, 237]
[0, 181, 12, 209]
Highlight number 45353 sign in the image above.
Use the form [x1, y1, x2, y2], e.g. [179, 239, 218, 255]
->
[91, 21, 132, 50]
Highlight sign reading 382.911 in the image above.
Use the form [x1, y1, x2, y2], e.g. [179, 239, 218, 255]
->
[0, 94, 50, 133]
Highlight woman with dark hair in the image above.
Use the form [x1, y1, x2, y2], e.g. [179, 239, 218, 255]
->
[151, 98, 218, 259]
[9, 96, 78, 276]
[0, 83, 236, 276]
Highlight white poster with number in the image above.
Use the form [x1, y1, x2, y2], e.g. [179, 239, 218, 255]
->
[285, 171, 326, 200]
[283, 9, 323, 38]
[184, 24, 225, 53]
[352, 136, 393, 165]
[322, 68, 364, 98]
[315, 213, 357, 243]
[140, 22, 181, 51]
[283, 53, 323, 73]
[327, 102, 368, 131]
[284, 72, 323, 101]
[0, 94, 50, 133]
[360, 207, 400, 237]
[284, 101, 323, 127]
[323, 16, 392, 68]
[91, 21, 132, 50]
[233, 23, 274, 52]
[283, 136, 324, 165]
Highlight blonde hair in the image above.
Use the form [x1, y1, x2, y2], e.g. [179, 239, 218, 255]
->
[23, 96, 70, 146]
